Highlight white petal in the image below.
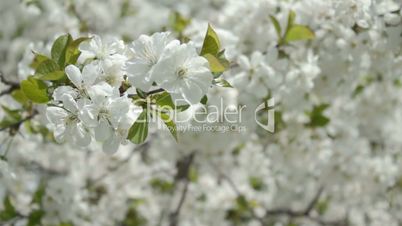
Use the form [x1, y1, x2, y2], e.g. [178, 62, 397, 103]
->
[53, 86, 78, 101]
[65, 65, 83, 88]
[87, 82, 114, 103]
[80, 105, 99, 127]
[82, 63, 99, 86]
[102, 133, 121, 154]
[53, 124, 67, 143]
[46, 107, 68, 125]
[73, 123, 91, 147]
[180, 81, 204, 104]
[61, 94, 79, 113]
[95, 119, 112, 142]
[238, 55, 251, 70]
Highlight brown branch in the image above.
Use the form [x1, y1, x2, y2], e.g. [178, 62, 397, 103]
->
[127, 88, 165, 99]
[147, 88, 165, 96]
[264, 186, 347, 226]
[265, 186, 323, 218]
[0, 111, 38, 133]
[0, 71, 19, 96]
[169, 152, 195, 226]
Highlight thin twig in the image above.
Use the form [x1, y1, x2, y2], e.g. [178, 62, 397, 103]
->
[147, 88, 165, 96]
[169, 152, 195, 226]
[127, 88, 165, 98]
[0, 71, 19, 97]
[0, 112, 38, 132]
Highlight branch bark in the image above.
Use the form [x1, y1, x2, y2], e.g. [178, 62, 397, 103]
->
[0, 71, 19, 97]
[169, 152, 195, 226]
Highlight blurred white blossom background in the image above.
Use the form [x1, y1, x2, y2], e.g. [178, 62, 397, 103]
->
[1, 0, 402, 226]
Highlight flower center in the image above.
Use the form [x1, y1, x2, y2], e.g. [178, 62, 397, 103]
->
[66, 115, 78, 124]
[105, 74, 117, 85]
[177, 67, 188, 78]
[99, 108, 110, 119]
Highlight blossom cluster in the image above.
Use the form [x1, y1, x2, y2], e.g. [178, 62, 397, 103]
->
[39, 32, 217, 153]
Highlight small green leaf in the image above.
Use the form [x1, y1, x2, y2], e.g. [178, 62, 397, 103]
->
[11, 89, 29, 106]
[149, 178, 174, 193]
[176, 105, 190, 112]
[213, 78, 233, 88]
[270, 15, 282, 39]
[200, 95, 208, 105]
[306, 104, 330, 128]
[136, 89, 147, 99]
[27, 210, 44, 226]
[169, 12, 191, 34]
[0, 196, 17, 221]
[0, 119, 17, 130]
[32, 184, 46, 205]
[2, 106, 21, 122]
[154, 92, 175, 109]
[287, 10, 296, 31]
[34, 59, 66, 81]
[35, 59, 60, 75]
[20, 76, 49, 103]
[159, 111, 177, 141]
[203, 53, 226, 73]
[30, 53, 51, 70]
[37, 71, 66, 81]
[249, 177, 266, 191]
[51, 34, 72, 67]
[66, 37, 90, 65]
[127, 110, 149, 144]
[200, 24, 221, 56]
[285, 25, 315, 42]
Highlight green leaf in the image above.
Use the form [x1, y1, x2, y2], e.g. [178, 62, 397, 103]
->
[27, 210, 44, 226]
[58, 223, 74, 226]
[285, 25, 315, 42]
[35, 59, 60, 75]
[249, 177, 266, 191]
[287, 10, 296, 31]
[316, 199, 329, 215]
[66, 37, 90, 65]
[213, 78, 233, 88]
[127, 110, 149, 144]
[2, 106, 21, 122]
[159, 111, 177, 141]
[203, 53, 226, 73]
[306, 104, 330, 128]
[270, 15, 282, 38]
[122, 204, 147, 226]
[11, 89, 29, 106]
[200, 95, 208, 105]
[149, 178, 174, 193]
[0, 196, 17, 221]
[32, 184, 46, 205]
[51, 34, 72, 67]
[154, 92, 175, 109]
[189, 166, 198, 182]
[34, 59, 66, 81]
[176, 105, 190, 112]
[37, 71, 66, 81]
[200, 24, 221, 56]
[169, 12, 191, 34]
[136, 89, 147, 99]
[20, 76, 49, 103]
[30, 53, 51, 70]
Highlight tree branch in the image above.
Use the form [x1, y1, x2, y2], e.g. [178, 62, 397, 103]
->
[0, 111, 38, 133]
[169, 152, 195, 226]
[0, 71, 19, 97]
